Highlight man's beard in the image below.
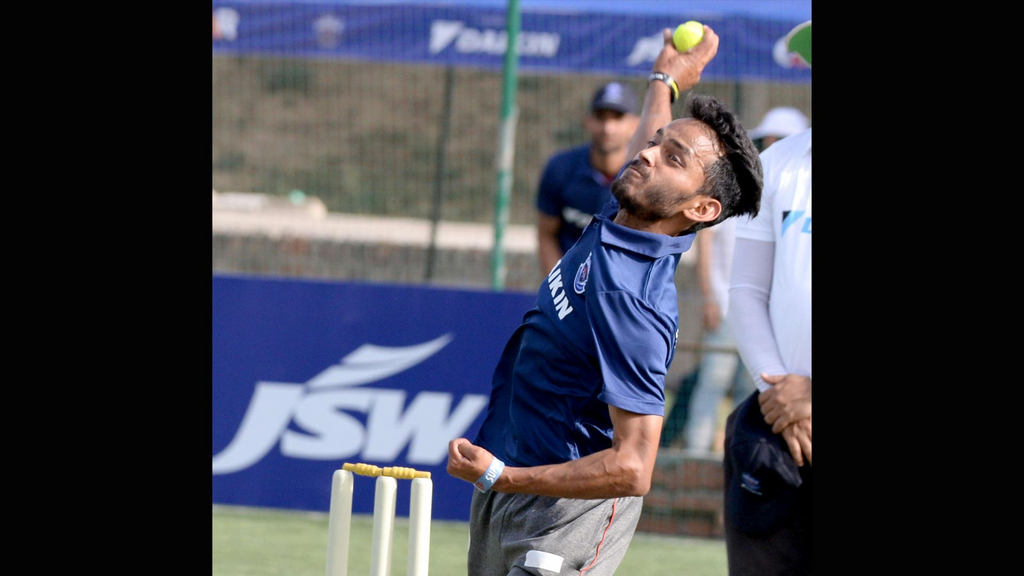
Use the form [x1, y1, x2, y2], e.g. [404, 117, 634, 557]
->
[611, 161, 682, 221]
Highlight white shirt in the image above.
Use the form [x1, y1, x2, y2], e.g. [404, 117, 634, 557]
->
[730, 128, 812, 391]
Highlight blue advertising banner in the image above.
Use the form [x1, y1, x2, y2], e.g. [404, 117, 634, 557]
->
[211, 1, 811, 82]
[212, 274, 537, 521]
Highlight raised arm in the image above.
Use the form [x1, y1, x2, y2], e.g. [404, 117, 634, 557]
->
[625, 25, 720, 162]
[537, 212, 563, 275]
[447, 405, 662, 498]
[696, 228, 720, 332]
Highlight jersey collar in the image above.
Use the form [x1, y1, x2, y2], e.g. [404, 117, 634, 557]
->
[595, 212, 695, 258]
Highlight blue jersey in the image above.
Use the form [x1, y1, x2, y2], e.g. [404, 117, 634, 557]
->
[536, 145, 617, 254]
[474, 200, 695, 467]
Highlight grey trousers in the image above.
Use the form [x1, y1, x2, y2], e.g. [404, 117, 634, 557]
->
[468, 489, 643, 575]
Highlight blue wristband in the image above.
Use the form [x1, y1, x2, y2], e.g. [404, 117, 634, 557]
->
[474, 457, 505, 492]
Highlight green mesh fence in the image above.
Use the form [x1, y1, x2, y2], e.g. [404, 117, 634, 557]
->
[211, 0, 810, 289]
[213, 58, 809, 224]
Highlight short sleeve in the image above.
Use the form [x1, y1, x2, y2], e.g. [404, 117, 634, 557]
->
[536, 158, 563, 216]
[588, 290, 672, 416]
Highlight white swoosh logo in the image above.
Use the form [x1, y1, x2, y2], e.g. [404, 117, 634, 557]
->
[307, 333, 454, 388]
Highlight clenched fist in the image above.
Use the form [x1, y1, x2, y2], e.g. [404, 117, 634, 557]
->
[652, 25, 720, 93]
[447, 438, 496, 485]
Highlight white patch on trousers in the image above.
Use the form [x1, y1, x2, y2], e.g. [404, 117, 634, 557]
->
[525, 550, 564, 573]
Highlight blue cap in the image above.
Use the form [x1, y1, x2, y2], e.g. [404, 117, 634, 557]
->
[590, 82, 638, 115]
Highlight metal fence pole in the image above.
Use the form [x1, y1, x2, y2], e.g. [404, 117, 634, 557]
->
[491, 0, 521, 290]
[425, 65, 456, 282]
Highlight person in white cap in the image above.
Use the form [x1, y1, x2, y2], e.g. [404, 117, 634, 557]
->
[747, 107, 809, 151]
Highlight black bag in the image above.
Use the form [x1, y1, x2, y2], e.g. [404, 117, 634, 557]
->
[723, 391, 804, 534]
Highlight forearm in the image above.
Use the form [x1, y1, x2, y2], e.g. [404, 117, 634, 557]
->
[625, 81, 674, 163]
[538, 235, 563, 275]
[449, 402, 662, 500]
[450, 409, 663, 499]
[625, 25, 718, 162]
[537, 212, 564, 275]
[495, 443, 654, 499]
[696, 230, 713, 300]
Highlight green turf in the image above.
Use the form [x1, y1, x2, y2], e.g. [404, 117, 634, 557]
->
[213, 505, 727, 575]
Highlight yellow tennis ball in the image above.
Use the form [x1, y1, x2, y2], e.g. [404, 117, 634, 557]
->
[673, 21, 705, 52]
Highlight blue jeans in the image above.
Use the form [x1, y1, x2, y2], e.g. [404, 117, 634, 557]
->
[684, 316, 755, 453]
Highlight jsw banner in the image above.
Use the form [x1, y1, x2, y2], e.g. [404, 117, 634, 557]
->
[212, 275, 536, 521]
[211, 1, 811, 82]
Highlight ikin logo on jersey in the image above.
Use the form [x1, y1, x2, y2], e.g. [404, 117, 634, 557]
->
[212, 334, 488, 475]
[547, 260, 574, 320]
[574, 253, 592, 294]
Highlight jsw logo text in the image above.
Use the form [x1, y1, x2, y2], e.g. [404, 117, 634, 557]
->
[212, 334, 488, 475]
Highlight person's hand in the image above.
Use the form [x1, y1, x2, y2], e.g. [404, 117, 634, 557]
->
[702, 300, 721, 332]
[758, 373, 811, 433]
[651, 25, 720, 93]
[780, 416, 812, 467]
[447, 438, 495, 484]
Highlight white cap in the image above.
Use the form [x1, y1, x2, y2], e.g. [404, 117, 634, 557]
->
[748, 107, 809, 140]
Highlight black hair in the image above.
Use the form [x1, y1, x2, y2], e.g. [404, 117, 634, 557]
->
[684, 93, 763, 233]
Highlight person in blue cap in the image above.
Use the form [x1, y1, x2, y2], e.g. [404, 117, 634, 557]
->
[723, 19, 813, 576]
[535, 81, 640, 276]
[447, 24, 763, 576]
